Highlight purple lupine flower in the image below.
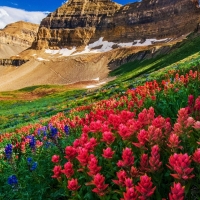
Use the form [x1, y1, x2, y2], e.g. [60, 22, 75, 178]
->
[5, 144, 12, 159]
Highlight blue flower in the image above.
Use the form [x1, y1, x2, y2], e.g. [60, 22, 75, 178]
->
[5, 144, 12, 159]
[30, 162, 38, 171]
[27, 157, 33, 164]
[8, 175, 18, 186]
[64, 125, 70, 136]
[29, 136, 36, 150]
[50, 127, 58, 139]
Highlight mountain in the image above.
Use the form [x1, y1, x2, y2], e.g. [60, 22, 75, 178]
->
[33, 0, 200, 49]
[0, 21, 39, 58]
[0, 0, 200, 91]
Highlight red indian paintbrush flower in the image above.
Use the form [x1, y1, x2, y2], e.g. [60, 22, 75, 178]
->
[52, 165, 62, 179]
[91, 173, 109, 196]
[169, 182, 185, 200]
[136, 174, 156, 200]
[87, 155, 101, 176]
[193, 148, 200, 163]
[124, 178, 133, 188]
[193, 121, 200, 130]
[117, 147, 134, 167]
[140, 154, 149, 172]
[149, 145, 162, 172]
[65, 146, 77, 160]
[51, 155, 60, 163]
[168, 153, 194, 180]
[67, 178, 80, 191]
[76, 148, 90, 167]
[123, 187, 138, 200]
[102, 131, 115, 144]
[167, 133, 182, 150]
[102, 147, 115, 159]
[61, 161, 74, 178]
[113, 170, 127, 187]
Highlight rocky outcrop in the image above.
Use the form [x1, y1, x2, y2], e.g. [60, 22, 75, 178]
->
[0, 21, 39, 47]
[33, 0, 121, 49]
[34, 0, 200, 50]
[0, 59, 29, 66]
[0, 21, 39, 58]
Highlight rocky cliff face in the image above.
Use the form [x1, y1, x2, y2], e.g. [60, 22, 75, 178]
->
[34, 0, 121, 49]
[0, 21, 39, 47]
[0, 21, 39, 58]
[34, 0, 200, 50]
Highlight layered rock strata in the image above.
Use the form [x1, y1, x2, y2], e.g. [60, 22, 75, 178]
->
[34, 0, 200, 49]
[0, 59, 29, 66]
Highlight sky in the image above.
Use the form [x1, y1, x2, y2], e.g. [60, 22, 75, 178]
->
[0, 0, 137, 29]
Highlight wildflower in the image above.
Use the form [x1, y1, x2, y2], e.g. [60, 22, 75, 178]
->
[102, 131, 115, 145]
[149, 145, 162, 172]
[67, 178, 80, 191]
[113, 170, 127, 187]
[30, 162, 38, 171]
[123, 187, 138, 200]
[124, 178, 133, 188]
[193, 148, 200, 163]
[92, 173, 109, 196]
[118, 124, 132, 140]
[169, 182, 185, 200]
[52, 165, 62, 179]
[51, 155, 60, 163]
[64, 125, 70, 136]
[29, 136, 36, 150]
[136, 175, 156, 199]
[193, 121, 200, 129]
[5, 144, 12, 159]
[65, 146, 77, 160]
[61, 161, 74, 178]
[8, 175, 18, 186]
[50, 127, 58, 139]
[140, 154, 149, 172]
[168, 153, 194, 180]
[27, 157, 33, 164]
[88, 155, 101, 176]
[102, 147, 115, 159]
[117, 148, 134, 167]
[76, 148, 89, 166]
[167, 133, 182, 150]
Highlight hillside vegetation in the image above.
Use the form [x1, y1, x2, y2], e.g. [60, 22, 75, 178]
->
[0, 34, 200, 199]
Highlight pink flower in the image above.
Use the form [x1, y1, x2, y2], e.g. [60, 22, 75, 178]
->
[123, 187, 138, 200]
[140, 154, 149, 172]
[169, 182, 184, 200]
[124, 178, 133, 188]
[91, 173, 109, 196]
[52, 165, 62, 179]
[76, 148, 89, 166]
[193, 148, 200, 163]
[117, 148, 134, 167]
[61, 161, 74, 178]
[51, 155, 60, 163]
[167, 133, 182, 150]
[113, 170, 127, 187]
[118, 124, 132, 140]
[67, 178, 80, 191]
[102, 147, 115, 159]
[88, 155, 101, 176]
[102, 131, 115, 144]
[136, 175, 156, 199]
[149, 145, 162, 172]
[65, 146, 77, 160]
[193, 121, 200, 129]
[168, 153, 194, 180]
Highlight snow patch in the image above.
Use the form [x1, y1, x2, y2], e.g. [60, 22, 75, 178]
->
[45, 37, 170, 57]
[37, 57, 49, 61]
